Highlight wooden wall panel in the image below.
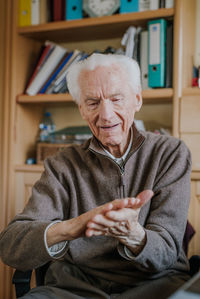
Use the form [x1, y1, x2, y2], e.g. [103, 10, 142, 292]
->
[0, 0, 16, 298]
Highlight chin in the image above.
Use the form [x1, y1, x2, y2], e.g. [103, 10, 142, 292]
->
[101, 138, 121, 147]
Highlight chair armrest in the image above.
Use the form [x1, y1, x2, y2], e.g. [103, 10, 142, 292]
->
[12, 269, 32, 298]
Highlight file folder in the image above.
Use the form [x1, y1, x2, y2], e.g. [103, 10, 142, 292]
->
[148, 19, 166, 88]
[140, 30, 148, 89]
[120, 0, 139, 13]
[65, 0, 82, 20]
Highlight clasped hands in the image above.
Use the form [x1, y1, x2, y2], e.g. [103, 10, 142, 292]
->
[46, 190, 153, 250]
[85, 190, 154, 252]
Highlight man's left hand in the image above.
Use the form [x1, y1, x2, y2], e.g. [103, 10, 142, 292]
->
[85, 190, 154, 254]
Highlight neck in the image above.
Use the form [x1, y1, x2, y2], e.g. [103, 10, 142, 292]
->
[104, 131, 131, 158]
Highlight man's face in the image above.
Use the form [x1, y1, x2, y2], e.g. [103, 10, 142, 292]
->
[78, 65, 142, 156]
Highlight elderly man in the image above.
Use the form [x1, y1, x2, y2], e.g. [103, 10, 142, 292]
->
[0, 54, 191, 299]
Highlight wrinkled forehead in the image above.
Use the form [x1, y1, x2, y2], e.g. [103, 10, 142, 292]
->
[78, 64, 128, 97]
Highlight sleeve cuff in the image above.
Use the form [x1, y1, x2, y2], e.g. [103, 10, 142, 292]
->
[44, 221, 69, 258]
[117, 243, 136, 260]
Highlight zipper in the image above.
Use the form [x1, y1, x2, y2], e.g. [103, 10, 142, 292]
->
[120, 173, 125, 198]
[89, 148, 126, 198]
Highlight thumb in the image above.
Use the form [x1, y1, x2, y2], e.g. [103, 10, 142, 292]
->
[129, 190, 154, 209]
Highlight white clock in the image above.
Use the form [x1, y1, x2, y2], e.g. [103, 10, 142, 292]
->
[83, 0, 120, 17]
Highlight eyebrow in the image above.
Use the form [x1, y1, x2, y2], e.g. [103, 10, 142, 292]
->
[85, 93, 122, 101]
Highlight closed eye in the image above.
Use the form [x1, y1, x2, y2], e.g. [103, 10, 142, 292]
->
[86, 99, 100, 109]
[111, 97, 123, 103]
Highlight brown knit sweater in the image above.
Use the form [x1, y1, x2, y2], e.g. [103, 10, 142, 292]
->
[0, 126, 192, 286]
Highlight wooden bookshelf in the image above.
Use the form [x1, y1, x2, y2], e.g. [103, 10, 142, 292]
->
[15, 164, 44, 173]
[182, 87, 200, 96]
[2, 1, 200, 296]
[18, 8, 174, 42]
[17, 88, 173, 104]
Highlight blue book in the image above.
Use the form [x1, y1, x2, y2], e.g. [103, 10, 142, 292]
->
[39, 51, 74, 94]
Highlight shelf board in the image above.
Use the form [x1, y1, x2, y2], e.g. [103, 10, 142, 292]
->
[142, 88, 173, 103]
[15, 164, 44, 172]
[183, 87, 200, 96]
[17, 93, 73, 104]
[191, 171, 200, 180]
[17, 89, 173, 104]
[18, 8, 174, 42]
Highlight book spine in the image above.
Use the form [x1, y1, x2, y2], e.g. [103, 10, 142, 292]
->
[53, 0, 63, 21]
[26, 43, 54, 90]
[26, 45, 67, 95]
[31, 0, 40, 25]
[139, 0, 150, 12]
[149, 0, 159, 10]
[39, 52, 74, 93]
[165, 0, 174, 8]
[18, 0, 31, 27]
[53, 51, 81, 87]
[159, 0, 165, 8]
[40, 0, 49, 24]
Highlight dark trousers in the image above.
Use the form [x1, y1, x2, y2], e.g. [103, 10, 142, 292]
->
[20, 263, 190, 299]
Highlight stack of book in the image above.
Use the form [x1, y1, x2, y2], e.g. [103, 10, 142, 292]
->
[25, 42, 87, 96]
[19, 0, 76, 26]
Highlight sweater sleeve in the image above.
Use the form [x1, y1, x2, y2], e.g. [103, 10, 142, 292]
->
[0, 155, 70, 271]
[118, 139, 192, 273]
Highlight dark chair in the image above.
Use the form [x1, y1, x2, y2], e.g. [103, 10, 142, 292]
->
[12, 222, 200, 298]
[12, 262, 50, 298]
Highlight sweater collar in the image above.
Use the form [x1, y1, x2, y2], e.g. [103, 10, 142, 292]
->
[88, 122, 145, 158]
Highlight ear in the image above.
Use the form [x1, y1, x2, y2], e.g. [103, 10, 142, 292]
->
[135, 93, 142, 112]
[79, 104, 86, 120]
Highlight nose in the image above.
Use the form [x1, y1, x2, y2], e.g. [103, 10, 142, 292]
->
[99, 100, 114, 121]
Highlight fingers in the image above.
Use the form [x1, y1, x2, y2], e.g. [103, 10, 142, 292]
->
[86, 213, 129, 237]
[105, 207, 139, 221]
[85, 228, 104, 237]
[88, 214, 116, 228]
[103, 190, 154, 212]
[135, 189, 154, 207]
[101, 198, 129, 213]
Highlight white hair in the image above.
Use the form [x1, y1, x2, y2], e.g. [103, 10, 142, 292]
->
[66, 53, 141, 104]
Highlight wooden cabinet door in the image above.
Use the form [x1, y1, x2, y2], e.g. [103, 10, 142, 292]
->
[15, 171, 42, 214]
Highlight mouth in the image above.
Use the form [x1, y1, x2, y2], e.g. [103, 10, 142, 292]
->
[100, 124, 119, 130]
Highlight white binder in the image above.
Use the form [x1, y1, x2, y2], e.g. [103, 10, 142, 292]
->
[140, 30, 149, 89]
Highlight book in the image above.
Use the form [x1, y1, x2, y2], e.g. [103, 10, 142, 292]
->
[45, 49, 81, 94]
[140, 30, 148, 89]
[51, 50, 82, 93]
[31, 0, 40, 25]
[18, 0, 31, 27]
[149, 0, 159, 10]
[40, 0, 50, 24]
[133, 27, 142, 62]
[159, 0, 165, 8]
[25, 42, 54, 90]
[53, 0, 65, 21]
[165, 22, 173, 87]
[26, 44, 67, 95]
[52, 51, 84, 94]
[165, 0, 174, 8]
[39, 51, 74, 94]
[139, 0, 150, 11]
